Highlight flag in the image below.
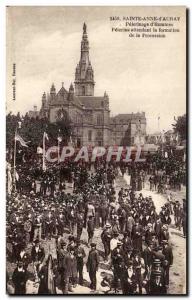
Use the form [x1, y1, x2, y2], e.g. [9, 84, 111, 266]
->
[47, 255, 56, 294]
[7, 163, 12, 195]
[43, 132, 49, 141]
[15, 133, 28, 147]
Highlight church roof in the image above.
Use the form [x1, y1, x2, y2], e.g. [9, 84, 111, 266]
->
[76, 96, 105, 109]
[111, 112, 146, 121]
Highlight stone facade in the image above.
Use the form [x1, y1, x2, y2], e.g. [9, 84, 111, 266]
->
[34, 23, 147, 146]
[110, 113, 146, 146]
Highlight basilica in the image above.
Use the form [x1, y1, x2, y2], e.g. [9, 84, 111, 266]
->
[29, 23, 146, 146]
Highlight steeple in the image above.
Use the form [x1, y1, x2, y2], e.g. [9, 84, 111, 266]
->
[42, 92, 47, 108]
[50, 83, 56, 100]
[68, 83, 74, 101]
[74, 23, 95, 96]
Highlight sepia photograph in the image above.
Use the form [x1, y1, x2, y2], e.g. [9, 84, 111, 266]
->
[6, 6, 187, 295]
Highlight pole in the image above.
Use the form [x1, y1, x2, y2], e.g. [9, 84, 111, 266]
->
[58, 139, 60, 163]
[158, 116, 160, 132]
[13, 128, 17, 183]
[43, 132, 46, 171]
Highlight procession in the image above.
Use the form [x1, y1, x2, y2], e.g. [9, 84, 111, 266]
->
[6, 141, 186, 294]
[6, 8, 187, 295]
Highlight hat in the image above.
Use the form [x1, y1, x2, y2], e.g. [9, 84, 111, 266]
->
[147, 223, 153, 228]
[105, 223, 111, 228]
[90, 243, 96, 247]
[153, 259, 161, 265]
[162, 240, 168, 245]
[34, 239, 40, 244]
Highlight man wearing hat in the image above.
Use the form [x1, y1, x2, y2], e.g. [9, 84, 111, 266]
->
[101, 223, 112, 262]
[132, 217, 143, 253]
[162, 240, 173, 287]
[62, 246, 77, 293]
[87, 243, 99, 291]
[75, 240, 86, 285]
[122, 232, 133, 253]
[16, 243, 30, 271]
[154, 216, 163, 245]
[151, 259, 164, 277]
[122, 261, 137, 294]
[126, 212, 135, 238]
[33, 210, 43, 242]
[143, 241, 153, 280]
[160, 225, 169, 243]
[111, 241, 124, 293]
[87, 216, 95, 245]
[31, 239, 45, 281]
[132, 250, 144, 294]
[76, 211, 85, 241]
[57, 240, 68, 293]
[56, 208, 66, 237]
[100, 200, 109, 228]
[85, 200, 95, 220]
[149, 269, 166, 294]
[12, 261, 28, 294]
[145, 223, 155, 245]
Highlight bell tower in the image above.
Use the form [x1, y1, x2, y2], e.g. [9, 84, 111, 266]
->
[74, 23, 95, 96]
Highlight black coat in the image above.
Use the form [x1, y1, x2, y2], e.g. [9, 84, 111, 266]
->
[87, 249, 99, 273]
[162, 246, 173, 265]
[142, 247, 153, 268]
[122, 271, 137, 294]
[149, 275, 166, 294]
[12, 267, 28, 294]
[31, 246, 45, 263]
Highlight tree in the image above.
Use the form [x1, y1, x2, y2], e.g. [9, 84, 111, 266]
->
[6, 112, 72, 151]
[172, 114, 186, 141]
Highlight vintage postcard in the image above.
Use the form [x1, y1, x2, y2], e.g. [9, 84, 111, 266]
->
[6, 6, 187, 295]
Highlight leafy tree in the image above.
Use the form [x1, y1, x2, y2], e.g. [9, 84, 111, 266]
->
[6, 112, 72, 151]
[172, 114, 186, 141]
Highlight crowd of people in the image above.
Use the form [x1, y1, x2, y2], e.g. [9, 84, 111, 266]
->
[6, 150, 186, 295]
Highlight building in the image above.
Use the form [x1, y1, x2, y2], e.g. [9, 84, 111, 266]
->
[31, 23, 146, 146]
[110, 113, 146, 146]
[28, 105, 39, 119]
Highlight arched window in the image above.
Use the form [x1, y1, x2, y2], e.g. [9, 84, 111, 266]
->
[97, 114, 103, 125]
[82, 86, 85, 96]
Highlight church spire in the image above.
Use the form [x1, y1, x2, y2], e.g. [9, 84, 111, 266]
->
[74, 23, 95, 96]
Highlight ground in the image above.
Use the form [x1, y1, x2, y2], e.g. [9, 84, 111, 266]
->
[7, 174, 186, 294]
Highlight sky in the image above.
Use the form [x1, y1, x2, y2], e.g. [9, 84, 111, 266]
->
[6, 6, 186, 133]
